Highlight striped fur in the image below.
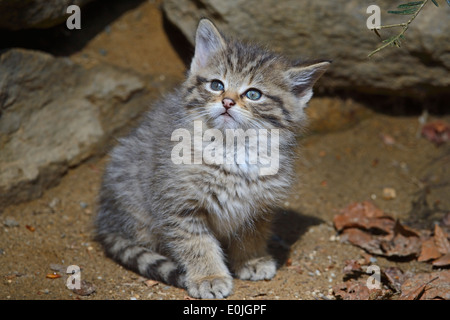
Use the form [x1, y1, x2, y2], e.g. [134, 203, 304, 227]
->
[95, 19, 329, 299]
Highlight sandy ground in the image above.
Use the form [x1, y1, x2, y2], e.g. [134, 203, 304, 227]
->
[1, 0, 449, 300]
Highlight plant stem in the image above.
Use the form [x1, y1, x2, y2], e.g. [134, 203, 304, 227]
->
[368, 0, 429, 58]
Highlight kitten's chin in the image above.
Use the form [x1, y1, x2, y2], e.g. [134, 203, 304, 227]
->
[214, 113, 241, 130]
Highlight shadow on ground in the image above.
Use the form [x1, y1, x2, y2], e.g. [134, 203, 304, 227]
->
[269, 209, 323, 266]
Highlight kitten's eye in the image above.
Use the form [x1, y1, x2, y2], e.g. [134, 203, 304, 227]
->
[210, 80, 224, 91]
[245, 89, 262, 101]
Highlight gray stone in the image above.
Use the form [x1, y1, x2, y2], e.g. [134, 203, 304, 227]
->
[162, 0, 450, 98]
[0, 0, 93, 30]
[0, 48, 176, 212]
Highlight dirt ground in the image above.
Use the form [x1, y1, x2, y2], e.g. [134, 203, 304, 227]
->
[1, 0, 449, 300]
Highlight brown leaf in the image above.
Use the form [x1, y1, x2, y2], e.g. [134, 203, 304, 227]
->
[421, 120, 450, 146]
[46, 273, 61, 279]
[334, 201, 394, 234]
[418, 238, 442, 262]
[143, 279, 159, 287]
[341, 228, 384, 256]
[25, 225, 35, 232]
[442, 212, 450, 227]
[433, 224, 450, 255]
[72, 280, 96, 296]
[432, 253, 450, 267]
[343, 259, 363, 275]
[335, 202, 423, 258]
[341, 222, 421, 258]
[333, 279, 371, 300]
[383, 267, 413, 293]
[378, 220, 422, 258]
[400, 270, 450, 300]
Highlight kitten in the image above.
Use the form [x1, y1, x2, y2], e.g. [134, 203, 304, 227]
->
[95, 19, 329, 299]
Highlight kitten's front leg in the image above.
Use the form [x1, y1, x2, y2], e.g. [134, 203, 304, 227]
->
[228, 218, 277, 281]
[164, 215, 233, 299]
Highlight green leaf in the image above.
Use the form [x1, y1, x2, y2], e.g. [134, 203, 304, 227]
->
[431, 0, 439, 6]
[382, 35, 398, 44]
[388, 8, 419, 14]
[398, 1, 424, 8]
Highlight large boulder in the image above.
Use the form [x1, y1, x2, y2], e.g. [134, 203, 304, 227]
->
[0, 0, 93, 30]
[162, 0, 450, 98]
[0, 48, 176, 212]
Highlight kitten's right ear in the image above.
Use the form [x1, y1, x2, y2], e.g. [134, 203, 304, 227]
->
[190, 19, 226, 73]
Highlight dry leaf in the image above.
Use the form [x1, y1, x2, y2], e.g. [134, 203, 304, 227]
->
[400, 270, 450, 300]
[46, 273, 61, 279]
[334, 201, 395, 234]
[337, 206, 421, 258]
[25, 225, 35, 232]
[378, 220, 422, 258]
[421, 120, 450, 146]
[343, 259, 363, 275]
[72, 280, 96, 296]
[144, 279, 159, 287]
[333, 279, 371, 300]
[433, 224, 450, 255]
[432, 253, 450, 267]
[383, 267, 410, 292]
[418, 239, 442, 262]
[340, 228, 385, 256]
[442, 212, 450, 227]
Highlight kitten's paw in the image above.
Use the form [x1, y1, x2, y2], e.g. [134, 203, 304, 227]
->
[186, 275, 233, 299]
[236, 257, 277, 281]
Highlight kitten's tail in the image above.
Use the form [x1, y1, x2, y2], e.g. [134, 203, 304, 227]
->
[96, 233, 185, 288]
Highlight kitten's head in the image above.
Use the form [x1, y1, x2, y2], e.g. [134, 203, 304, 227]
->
[183, 19, 330, 132]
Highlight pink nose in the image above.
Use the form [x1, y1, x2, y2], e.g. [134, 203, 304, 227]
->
[222, 98, 236, 109]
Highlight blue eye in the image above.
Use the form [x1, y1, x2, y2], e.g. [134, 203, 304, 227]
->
[210, 80, 224, 91]
[245, 89, 262, 101]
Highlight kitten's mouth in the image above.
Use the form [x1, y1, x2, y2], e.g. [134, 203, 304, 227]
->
[220, 111, 234, 119]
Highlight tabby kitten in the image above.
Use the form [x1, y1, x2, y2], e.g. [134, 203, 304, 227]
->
[95, 19, 329, 299]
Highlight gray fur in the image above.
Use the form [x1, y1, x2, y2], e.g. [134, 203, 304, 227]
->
[95, 19, 329, 299]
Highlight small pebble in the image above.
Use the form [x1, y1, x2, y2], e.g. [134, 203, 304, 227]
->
[4, 218, 19, 228]
[79, 202, 88, 209]
[382, 187, 396, 200]
[48, 198, 59, 209]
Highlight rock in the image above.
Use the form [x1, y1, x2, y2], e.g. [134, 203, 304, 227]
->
[0, 0, 94, 30]
[3, 217, 19, 228]
[0, 48, 176, 212]
[162, 0, 450, 98]
[305, 97, 373, 134]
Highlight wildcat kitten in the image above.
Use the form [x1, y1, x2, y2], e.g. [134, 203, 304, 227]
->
[95, 19, 329, 299]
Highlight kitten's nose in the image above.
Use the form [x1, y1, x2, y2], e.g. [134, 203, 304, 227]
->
[222, 98, 236, 109]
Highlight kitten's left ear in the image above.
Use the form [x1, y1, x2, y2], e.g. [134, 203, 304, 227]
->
[190, 19, 226, 73]
[285, 60, 331, 105]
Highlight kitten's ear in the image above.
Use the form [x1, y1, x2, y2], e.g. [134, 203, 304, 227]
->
[190, 19, 226, 73]
[285, 60, 331, 105]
